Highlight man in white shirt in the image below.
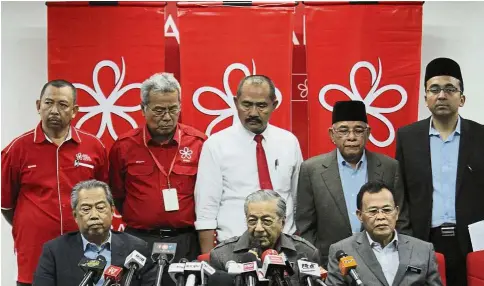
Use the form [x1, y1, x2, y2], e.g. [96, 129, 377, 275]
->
[195, 75, 303, 253]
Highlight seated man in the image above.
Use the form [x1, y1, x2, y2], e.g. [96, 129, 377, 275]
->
[326, 181, 443, 286]
[33, 180, 155, 286]
[210, 190, 320, 286]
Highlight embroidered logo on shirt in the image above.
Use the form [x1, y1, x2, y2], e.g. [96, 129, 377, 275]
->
[74, 153, 94, 168]
[179, 147, 193, 162]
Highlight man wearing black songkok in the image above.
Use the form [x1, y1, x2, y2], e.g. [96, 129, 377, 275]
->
[396, 57, 484, 286]
[296, 100, 411, 268]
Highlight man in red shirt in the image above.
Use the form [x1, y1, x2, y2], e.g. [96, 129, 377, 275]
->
[1, 79, 108, 286]
[109, 72, 206, 286]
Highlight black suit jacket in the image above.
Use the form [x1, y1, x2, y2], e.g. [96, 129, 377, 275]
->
[395, 116, 484, 254]
[33, 230, 156, 286]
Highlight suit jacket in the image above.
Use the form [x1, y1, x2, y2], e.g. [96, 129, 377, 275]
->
[326, 231, 443, 286]
[33, 230, 156, 286]
[296, 149, 411, 267]
[395, 117, 484, 254]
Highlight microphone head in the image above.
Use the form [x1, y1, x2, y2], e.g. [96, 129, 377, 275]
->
[78, 255, 107, 284]
[201, 261, 216, 276]
[151, 242, 177, 263]
[297, 259, 320, 279]
[261, 249, 278, 262]
[124, 250, 147, 269]
[103, 265, 123, 282]
[179, 258, 189, 263]
[338, 255, 358, 275]
[335, 250, 347, 261]
[226, 261, 243, 274]
[239, 252, 259, 263]
[261, 251, 286, 279]
[184, 261, 202, 275]
[168, 262, 186, 283]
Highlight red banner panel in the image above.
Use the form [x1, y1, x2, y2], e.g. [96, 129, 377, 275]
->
[305, 3, 422, 158]
[178, 4, 295, 135]
[48, 2, 166, 150]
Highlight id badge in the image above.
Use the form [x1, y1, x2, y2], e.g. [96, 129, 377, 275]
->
[162, 188, 180, 211]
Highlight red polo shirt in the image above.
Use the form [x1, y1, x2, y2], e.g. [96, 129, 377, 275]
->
[109, 124, 207, 229]
[1, 123, 108, 283]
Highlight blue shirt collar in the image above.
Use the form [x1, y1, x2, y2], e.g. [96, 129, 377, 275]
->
[81, 231, 112, 251]
[429, 116, 461, 136]
[366, 230, 399, 249]
[336, 148, 367, 168]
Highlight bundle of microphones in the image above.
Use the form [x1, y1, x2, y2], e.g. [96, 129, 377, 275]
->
[76, 241, 365, 286]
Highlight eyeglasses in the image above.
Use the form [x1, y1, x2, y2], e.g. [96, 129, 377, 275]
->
[426, 86, 461, 95]
[145, 105, 180, 117]
[332, 127, 368, 137]
[362, 206, 397, 217]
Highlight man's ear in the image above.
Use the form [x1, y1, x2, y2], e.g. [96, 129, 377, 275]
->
[328, 127, 335, 144]
[72, 104, 79, 119]
[36, 100, 41, 113]
[272, 100, 279, 109]
[356, 209, 363, 222]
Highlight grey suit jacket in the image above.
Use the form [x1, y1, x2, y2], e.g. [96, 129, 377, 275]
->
[326, 232, 443, 286]
[33, 231, 156, 286]
[296, 149, 411, 267]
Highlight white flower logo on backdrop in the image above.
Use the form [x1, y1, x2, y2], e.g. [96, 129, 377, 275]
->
[193, 59, 283, 136]
[319, 58, 407, 147]
[74, 57, 141, 140]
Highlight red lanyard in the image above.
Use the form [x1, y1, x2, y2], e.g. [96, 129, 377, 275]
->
[143, 128, 182, 189]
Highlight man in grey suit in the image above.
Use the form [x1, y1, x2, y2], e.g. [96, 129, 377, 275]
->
[326, 181, 442, 286]
[296, 100, 411, 268]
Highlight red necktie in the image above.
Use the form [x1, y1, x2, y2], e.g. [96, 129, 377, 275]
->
[254, 134, 273, 190]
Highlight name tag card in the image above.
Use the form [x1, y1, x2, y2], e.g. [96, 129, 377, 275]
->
[162, 188, 179, 211]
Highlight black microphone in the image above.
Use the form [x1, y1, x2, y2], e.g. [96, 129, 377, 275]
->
[168, 258, 188, 286]
[261, 249, 290, 286]
[226, 260, 243, 286]
[335, 250, 364, 286]
[78, 255, 107, 286]
[152, 242, 177, 286]
[238, 252, 260, 286]
[184, 261, 203, 286]
[123, 250, 147, 286]
[207, 270, 236, 286]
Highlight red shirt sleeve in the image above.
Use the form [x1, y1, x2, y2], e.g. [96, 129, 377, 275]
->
[1, 145, 20, 209]
[95, 143, 109, 184]
[109, 140, 126, 199]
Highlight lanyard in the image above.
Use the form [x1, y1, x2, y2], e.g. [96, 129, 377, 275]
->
[143, 128, 182, 189]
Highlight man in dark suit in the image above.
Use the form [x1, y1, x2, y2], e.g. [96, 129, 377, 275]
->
[33, 180, 155, 286]
[296, 100, 411, 268]
[396, 57, 484, 286]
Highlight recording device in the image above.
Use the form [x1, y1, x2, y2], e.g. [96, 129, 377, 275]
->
[239, 252, 260, 286]
[101, 265, 123, 286]
[152, 242, 177, 286]
[297, 259, 328, 286]
[335, 250, 364, 286]
[78, 255, 107, 286]
[168, 258, 188, 286]
[200, 261, 216, 286]
[123, 250, 147, 286]
[184, 261, 203, 286]
[261, 249, 290, 286]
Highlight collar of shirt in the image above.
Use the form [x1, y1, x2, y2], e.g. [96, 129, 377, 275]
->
[236, 121, 272, 144]
[336, 148, 367, 169]
[34, 122, 81, 144]
[81, 231, 112, 252]
[429, 115, 461, 137]
[366, 230, 399, 250]
[143, 124, 181, 146]
[233, 231, 296, 253]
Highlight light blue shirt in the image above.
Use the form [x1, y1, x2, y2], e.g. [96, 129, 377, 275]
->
[366, 230, 399, 286]
[429, 117, 461, 227]
[337, 149, 368, 233]
[81, 232, 112, 286]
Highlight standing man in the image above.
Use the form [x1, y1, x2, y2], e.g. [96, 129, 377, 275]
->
[396, 57, 484, 286]
[296, 100, 411, 268]
[109, 73, 206, 285]
[1, 79, 108, 286]
[195, 75, 303, 254]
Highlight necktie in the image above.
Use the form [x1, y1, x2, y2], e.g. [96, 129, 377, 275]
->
[254, 134, 273, 190]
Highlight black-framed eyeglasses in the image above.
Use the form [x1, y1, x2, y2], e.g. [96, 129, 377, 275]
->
[362, 206, 397, 217]
[332, 127, 368, 137]
[426, 86, 461, 95]
[145, 105, 180, 117]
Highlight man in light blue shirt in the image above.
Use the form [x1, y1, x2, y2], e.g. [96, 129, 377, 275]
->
[81, 231, 112, 286]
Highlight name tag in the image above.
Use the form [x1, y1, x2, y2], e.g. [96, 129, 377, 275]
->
[162, 188, 179, 212]
[406, 265, 422, 274]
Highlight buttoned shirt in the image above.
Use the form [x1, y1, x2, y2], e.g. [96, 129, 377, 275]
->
[195, 123, 303, 241]
[1, 123, 108, 283]
[109, 124, 207, 229]
[366, 230, 399, 286]
[337, 149, 368, 233]
[429, 117, 460, 227]
[81, 231, 112, 286]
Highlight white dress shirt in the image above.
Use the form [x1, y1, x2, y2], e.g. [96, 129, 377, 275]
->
[366, 231, 400, 286]
[194, 123, 303, 242]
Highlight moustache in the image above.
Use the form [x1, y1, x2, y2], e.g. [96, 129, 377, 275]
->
[246, 117, 262, 124]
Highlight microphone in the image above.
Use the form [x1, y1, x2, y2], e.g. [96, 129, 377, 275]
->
[152, 242, 177, 286]
[238, 252, 260, 286]
[200, 261, 216, 286]
[101, 265, 123, 286]
[335, 250, 364, 286]
[226, 260, 244, 286]
[184, 261, 202, 286]
[297, 259, 328, 286]
[123, 250, 147, 286]
[168, 258, 188, 286]
[78, 255, 107, 286]
[261, 249, 289, 286]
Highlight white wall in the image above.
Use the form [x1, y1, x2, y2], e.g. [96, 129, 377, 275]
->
[1, 1, 483, 285]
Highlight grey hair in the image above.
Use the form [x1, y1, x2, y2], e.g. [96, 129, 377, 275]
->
[140, 72, 181, 105]
[70, 180, 114, 210]
[244, 190, 286, 219]
[236, 75, 277, 102]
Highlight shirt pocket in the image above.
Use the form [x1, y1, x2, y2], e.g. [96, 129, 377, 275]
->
[61, 165, 95, 186]
[275, 164, 294, 192]
[171, 164, 197, 195]
[127, 164, 154, 176]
